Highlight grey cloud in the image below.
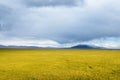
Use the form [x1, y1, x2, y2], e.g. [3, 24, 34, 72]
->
[0, 5, 13, 31]
[0, 0, 120, 44]
[23, 0, 83, 7]
[0, 5, 10, 18]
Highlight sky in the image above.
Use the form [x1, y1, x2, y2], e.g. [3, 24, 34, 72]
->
[0, 0, 120, 48]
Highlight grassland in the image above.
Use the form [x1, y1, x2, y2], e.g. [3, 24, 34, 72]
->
[0, 49, 120, 80]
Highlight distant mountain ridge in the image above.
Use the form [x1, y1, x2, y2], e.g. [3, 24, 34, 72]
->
[71, 44, 103, 49]
[0, 44, 103, 49]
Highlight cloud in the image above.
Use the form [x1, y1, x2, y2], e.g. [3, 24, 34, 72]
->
[23, 0, 83, 7]
[0, 0, 120, 48]
[81, 37, 120, 49]
[0, 38, 61, 48]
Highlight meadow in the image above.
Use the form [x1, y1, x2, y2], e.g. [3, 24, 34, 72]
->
[0, 49, 120, 80]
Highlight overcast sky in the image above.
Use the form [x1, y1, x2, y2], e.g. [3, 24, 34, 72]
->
[0, 0, 120, 48]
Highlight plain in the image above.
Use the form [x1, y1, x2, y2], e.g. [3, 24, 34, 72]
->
[0, 49, 120, 80]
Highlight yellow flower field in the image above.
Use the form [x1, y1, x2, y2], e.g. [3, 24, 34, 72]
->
[0, 49, 120, 80]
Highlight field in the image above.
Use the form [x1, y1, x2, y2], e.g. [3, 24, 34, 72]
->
[0, 49, 120, 80]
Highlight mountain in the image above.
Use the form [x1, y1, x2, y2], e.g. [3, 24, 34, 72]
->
[0, 45, 6, 48]
[0, 44, 103, 49]
[71, 44, 102, 49]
